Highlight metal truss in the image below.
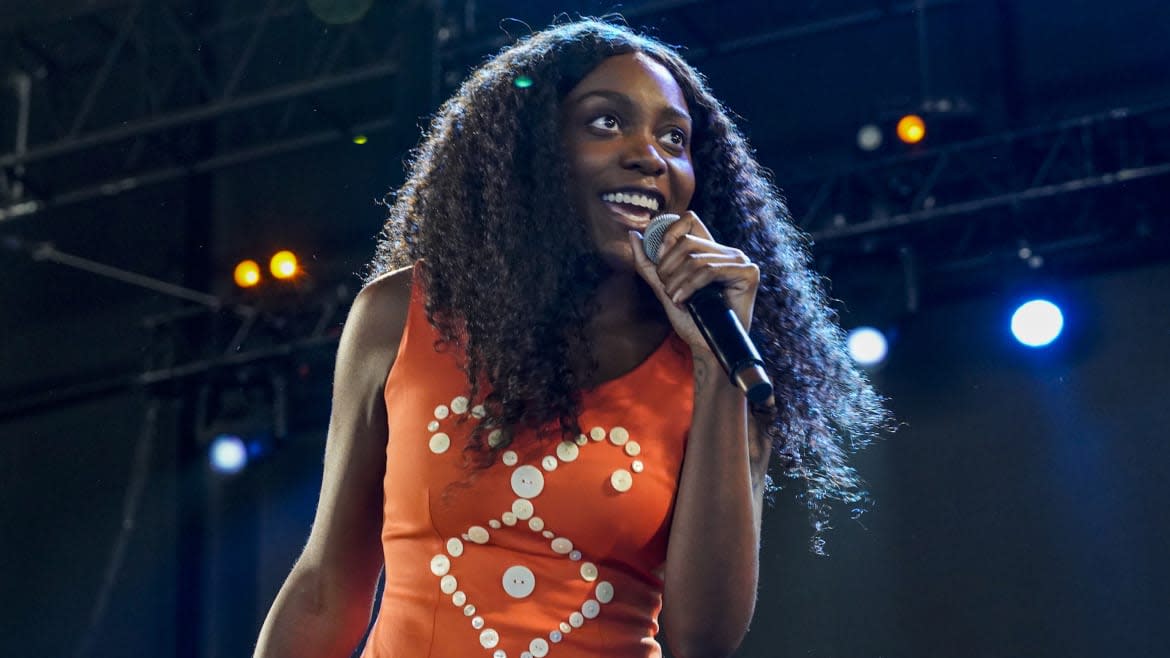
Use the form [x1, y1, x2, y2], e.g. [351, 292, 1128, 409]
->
[783, 100, 1170, 295]
[0, 0, 962, 221]
[0, 278, 348, 421]
[1, 0, 407, 219]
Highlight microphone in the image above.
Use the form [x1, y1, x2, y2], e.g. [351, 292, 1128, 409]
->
[642, 214, 774, 405]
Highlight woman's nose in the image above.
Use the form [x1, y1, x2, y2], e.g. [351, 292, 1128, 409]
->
[619, 134, 667, 176]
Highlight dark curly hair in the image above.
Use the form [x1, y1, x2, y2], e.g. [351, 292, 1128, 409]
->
[367, 19, 889, 529]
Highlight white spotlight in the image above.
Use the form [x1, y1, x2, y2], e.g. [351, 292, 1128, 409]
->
[209, 434, 248, 475]
[1011, 299, 1064, 348]
[847, 326, 888, 366]
[857, 124, 883, 152]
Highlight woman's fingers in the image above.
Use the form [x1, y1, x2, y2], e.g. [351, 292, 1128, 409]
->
[656, 211, 712, 262]
[660, 255, 754, 304]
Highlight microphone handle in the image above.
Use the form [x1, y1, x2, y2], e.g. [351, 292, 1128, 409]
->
[686, 285, 774, 405]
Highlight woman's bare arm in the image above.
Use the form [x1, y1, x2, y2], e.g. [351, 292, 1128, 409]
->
[254, 265, 413, 658]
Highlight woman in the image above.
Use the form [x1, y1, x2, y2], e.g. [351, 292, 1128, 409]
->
[255, 19, 885, 658]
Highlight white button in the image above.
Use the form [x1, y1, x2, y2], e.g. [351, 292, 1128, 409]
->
[493, 651, 506, 658]
[427, 420, 440, 431]
[429, 433, 451, 454]
[511, 465, 544, 498]
[453, 591, 467, 606]
[559, 622, 571, 634]
[631, 459, 644, 473]
[471, 615, 483, 629]
[502, 512, 517, 526]
[502, 450, 518, 466]
[575, 434, 588, 446]
[542, 530, 554, 539]
[512, 498, 534, 520]
[551, 537, 573, 554]
[624, 440, 641, 456]
[480, 628, 498, 648]
[609, 427, 629, 446]
[549, 630, 562, 643]
[440, 575, 457, 594]
[596, 581, 614, 604]
[434, 405, 450, 419]
[589, 427, 606, 441]
[471, 404, 486, 418]
[430, 554, 450, 576]
[467, 526, 489, 544]
[611, 469, 633, 492]
[521, 653, 533, 658]
[488, 429, 504, 447]
[580, 562, 598, 581]
[541, 455, 558, 471]
[528, 516, 544, 531]
[464, 604, 476, 616]
[502, 565, 536, 598]
[582, 599, 600, 619]
[451, 396, 469, 413]
[569, 612, 585, 628]
[446, 538, 464, 557]
[569, 550, 582, 561]
[489, 519, 501, 529]
[529, 638, 549, 657]
[556, 441, 579, 462]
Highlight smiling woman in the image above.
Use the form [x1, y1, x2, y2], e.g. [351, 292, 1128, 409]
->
[561, 52, 696, 270]
[254, 18, 888, 658]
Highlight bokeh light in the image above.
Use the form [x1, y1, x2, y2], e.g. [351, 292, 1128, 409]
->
[269, 250, 299, 280]
[233, 259, 261, 288]
[209, 434, 247, 475]
[1011, 299, 1064, 347]
[847, 326, 889, 367]
[896, 114, 926, 144]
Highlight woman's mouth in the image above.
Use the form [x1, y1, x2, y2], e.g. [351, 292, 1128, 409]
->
[599, 191, 661, 228]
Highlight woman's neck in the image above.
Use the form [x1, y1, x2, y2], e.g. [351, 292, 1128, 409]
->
[586, 270, 667, 335]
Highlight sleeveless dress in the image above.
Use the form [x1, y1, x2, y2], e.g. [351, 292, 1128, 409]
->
[361, 261, 695, 658]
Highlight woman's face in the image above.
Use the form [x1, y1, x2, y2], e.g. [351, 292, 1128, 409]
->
[560, 52, 696, 270]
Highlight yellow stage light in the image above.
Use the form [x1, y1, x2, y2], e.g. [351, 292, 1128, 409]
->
[269, 250, 299, 280]
[896, 114, 926, 144]
[234, 260, 262, 288]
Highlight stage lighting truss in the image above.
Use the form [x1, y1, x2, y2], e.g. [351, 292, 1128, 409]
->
[0, 0, 965, 221]
[196, 369, 289, 473]
[788, 101, 1170, 289]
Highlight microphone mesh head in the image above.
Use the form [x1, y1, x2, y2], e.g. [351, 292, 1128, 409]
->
[642, 214, 680, 264]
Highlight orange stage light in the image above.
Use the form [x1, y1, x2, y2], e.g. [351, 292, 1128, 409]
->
[234, 260, 262, 288]
[269, 250, 299, 280]
[896, 114, 926, 144]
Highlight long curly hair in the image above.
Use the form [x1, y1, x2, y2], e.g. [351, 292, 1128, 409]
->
[367, 19, 889, 525]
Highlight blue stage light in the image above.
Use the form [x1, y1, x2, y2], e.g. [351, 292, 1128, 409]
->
[209, 434, 248, 475]
[847, 326, 889, 366]
[1011, 299, 1064, 347]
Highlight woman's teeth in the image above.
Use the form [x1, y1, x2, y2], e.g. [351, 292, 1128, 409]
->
[600, 192, 659, 212]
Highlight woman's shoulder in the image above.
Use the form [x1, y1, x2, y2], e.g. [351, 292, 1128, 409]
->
[361, 262, 415, 306]
[345, 262, 416, 368]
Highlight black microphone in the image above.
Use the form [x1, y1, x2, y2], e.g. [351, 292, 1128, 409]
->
[642, 214, 774, 405]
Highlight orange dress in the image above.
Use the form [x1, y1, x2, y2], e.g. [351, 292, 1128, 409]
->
[361, 262, 695, 658]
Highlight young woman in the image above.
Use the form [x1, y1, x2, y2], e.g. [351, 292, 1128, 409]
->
[256, 19, 885, 658]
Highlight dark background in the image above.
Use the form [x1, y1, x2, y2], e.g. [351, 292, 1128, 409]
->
[2, 1, 1168, 657]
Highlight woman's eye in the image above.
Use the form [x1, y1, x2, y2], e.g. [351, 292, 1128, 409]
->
[588, 115, 620, 132]
[660, 128, 687, 148]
